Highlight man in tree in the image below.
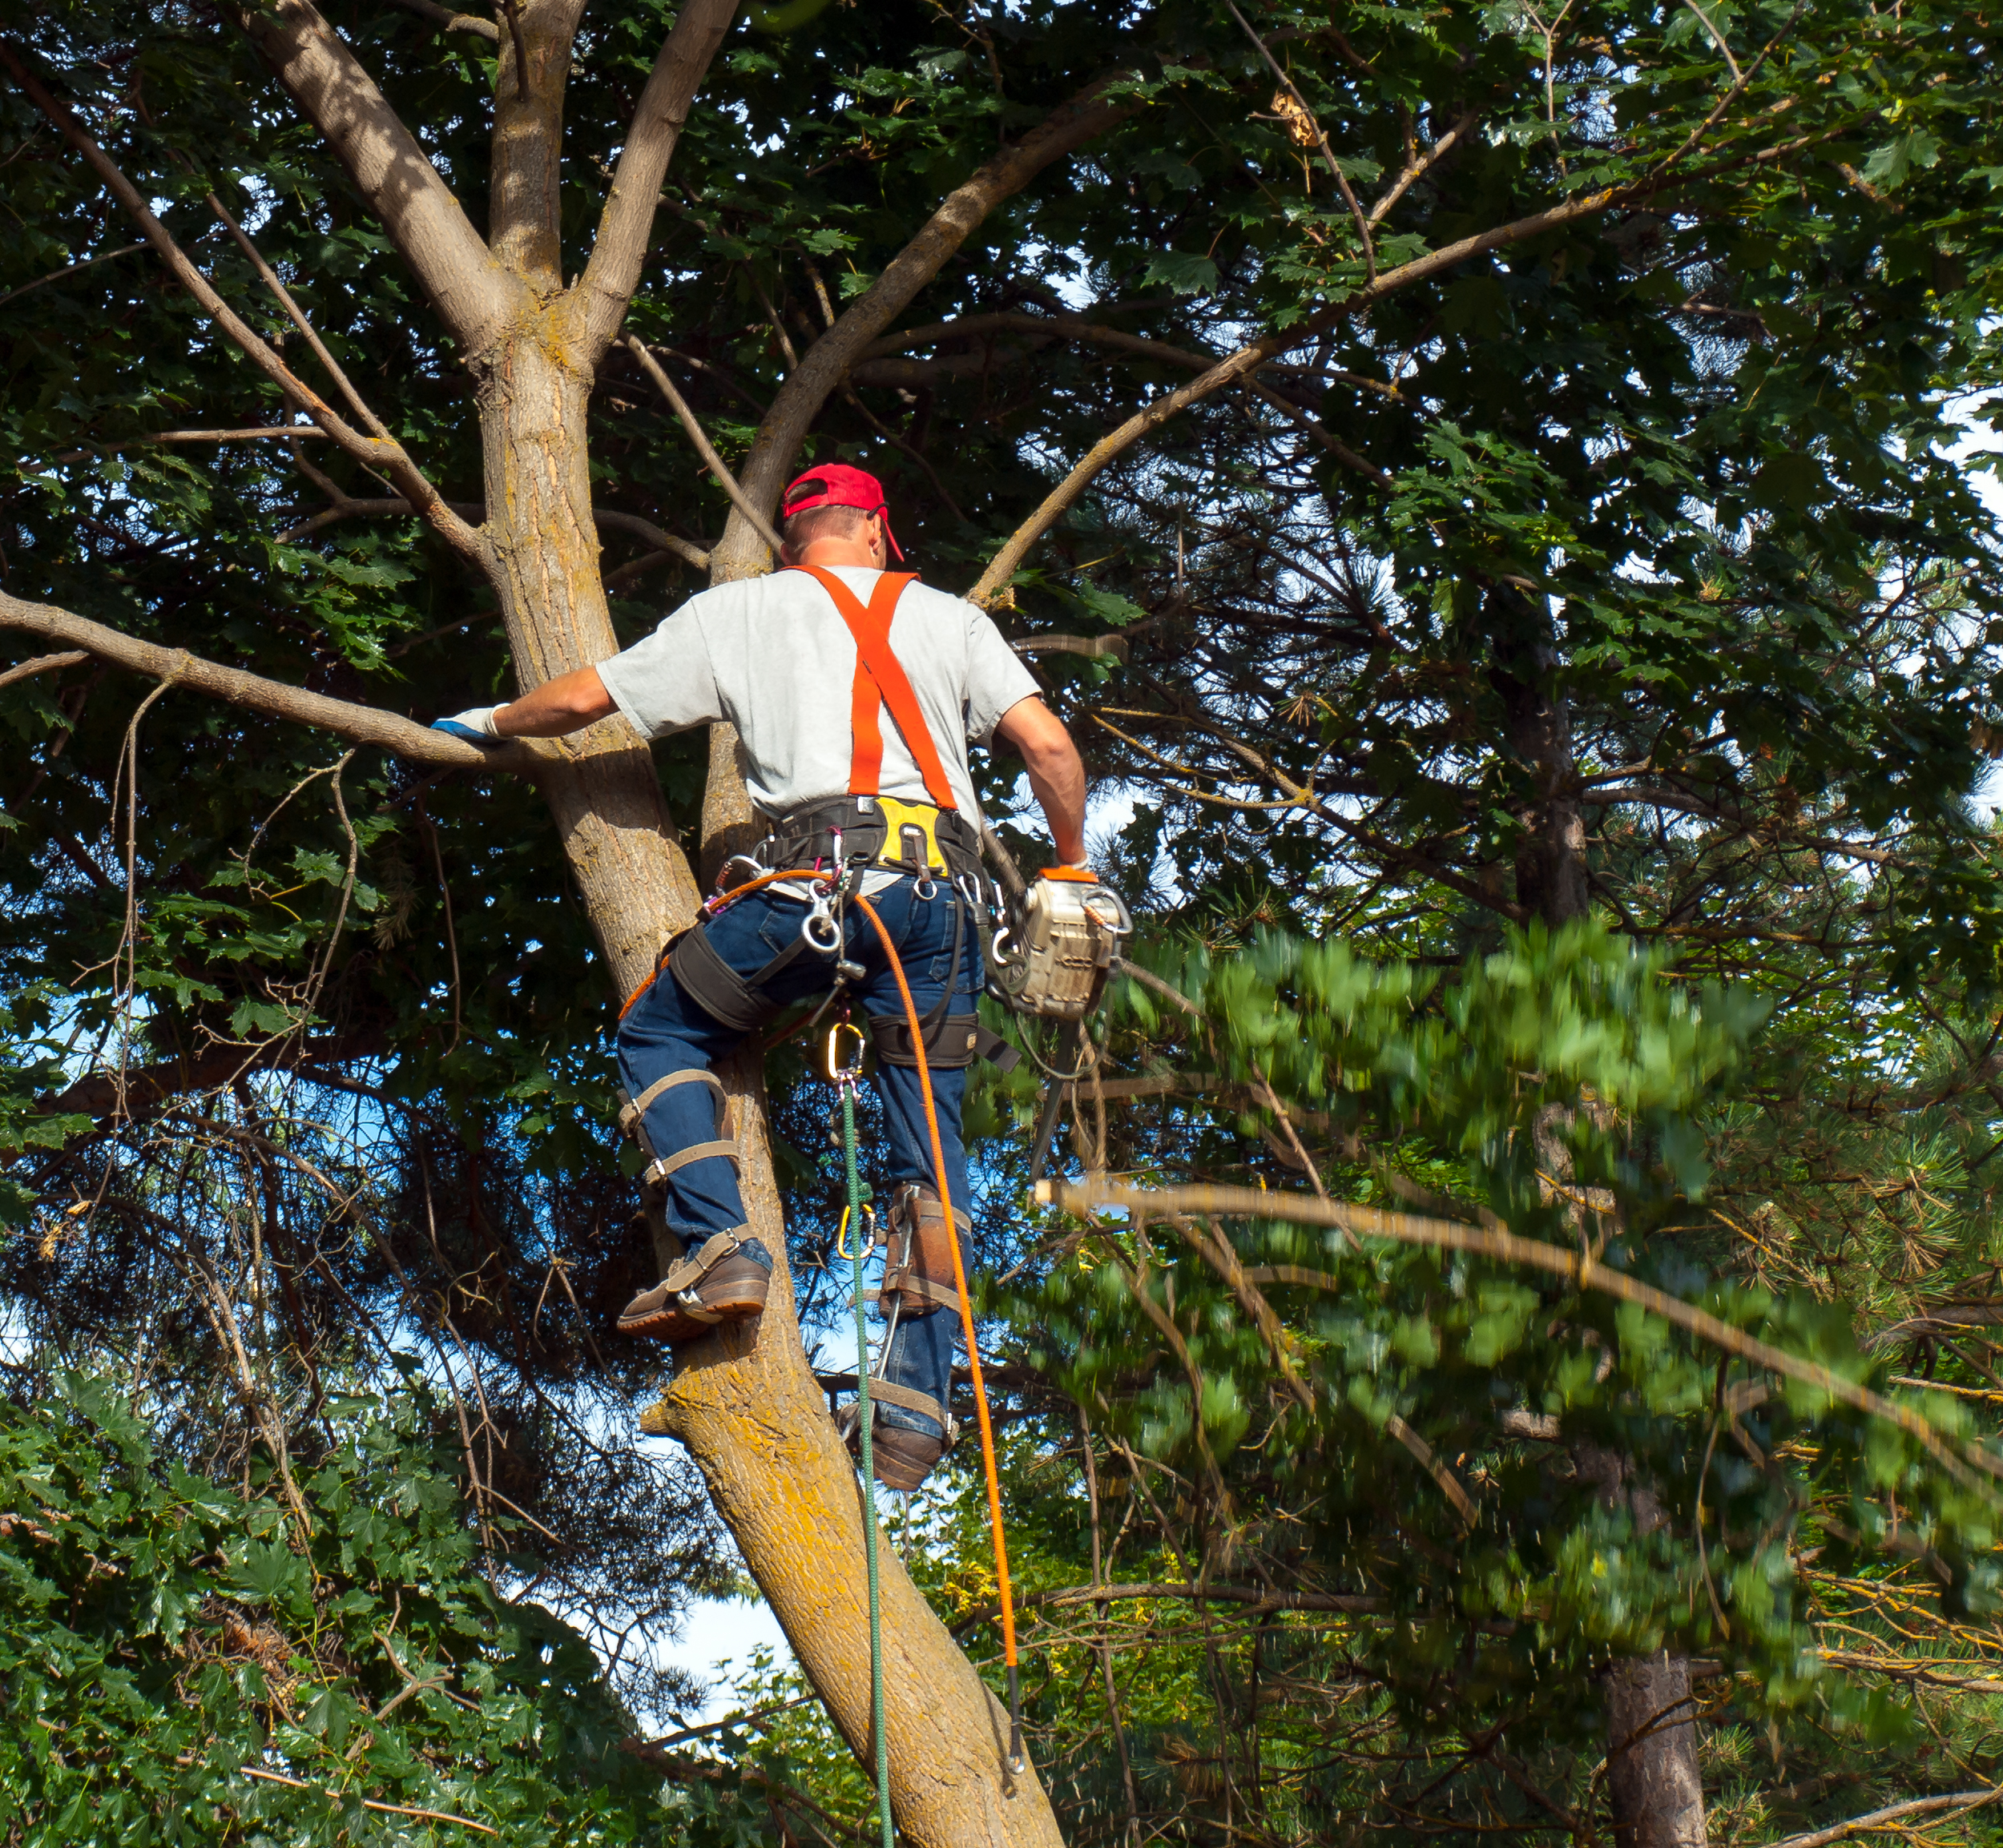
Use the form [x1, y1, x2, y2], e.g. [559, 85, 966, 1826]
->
[433, 465, 1089, 1490]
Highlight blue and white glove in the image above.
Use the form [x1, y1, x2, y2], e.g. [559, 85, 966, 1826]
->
[430, 706, 504, 746]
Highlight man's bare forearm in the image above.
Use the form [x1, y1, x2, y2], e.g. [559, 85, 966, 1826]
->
[995, 695, 1088, 864]
[494, 665, 616, 736]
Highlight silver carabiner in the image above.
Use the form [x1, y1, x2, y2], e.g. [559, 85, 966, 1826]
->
[802, 891, 843, 955]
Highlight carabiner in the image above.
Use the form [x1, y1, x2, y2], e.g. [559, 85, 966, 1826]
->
[802, 889, 843, 955]
[825, 1017, 868, 1086]
[834, 1202, 878, 1262]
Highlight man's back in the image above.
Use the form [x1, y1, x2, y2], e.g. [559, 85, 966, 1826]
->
[596, 566, 1036, 820]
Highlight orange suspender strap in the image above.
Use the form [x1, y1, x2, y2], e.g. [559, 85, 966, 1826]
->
[788, 566, 959, 811]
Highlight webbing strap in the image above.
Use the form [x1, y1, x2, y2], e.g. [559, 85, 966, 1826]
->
[788, 567, 959, 811]
[621, 1069, 728, 1136]
[643, 1138, 741, 1186]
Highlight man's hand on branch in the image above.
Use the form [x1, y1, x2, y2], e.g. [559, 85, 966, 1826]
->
[429, 666, 616, 742]
[431, 706, 503, 745]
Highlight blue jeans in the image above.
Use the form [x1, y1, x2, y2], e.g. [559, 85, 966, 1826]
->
[617, 877, 978, 1440]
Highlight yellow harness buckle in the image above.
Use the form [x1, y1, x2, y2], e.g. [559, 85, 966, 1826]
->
[870, 795, 949, 874]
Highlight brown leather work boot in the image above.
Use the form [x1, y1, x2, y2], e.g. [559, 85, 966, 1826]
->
[868, 1423, 948, 1492]
[618, 1234, 769, 1343]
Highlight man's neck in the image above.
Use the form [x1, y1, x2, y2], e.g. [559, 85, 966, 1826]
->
[791, 541, 886, 570]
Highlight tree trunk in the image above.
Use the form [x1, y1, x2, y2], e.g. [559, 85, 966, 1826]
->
[1498, 586, 1707, 1848]
[1604, 1653, 1707, 1848]
[475, 308, 1063, 1848]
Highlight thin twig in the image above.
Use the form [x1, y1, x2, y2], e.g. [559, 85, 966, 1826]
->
[0, 650, 88, 691]
[623, 336, 785, 555]
[203, 192, 391, 438]
[234, 1765, 497, 1834]
[0, 240, 147, 310]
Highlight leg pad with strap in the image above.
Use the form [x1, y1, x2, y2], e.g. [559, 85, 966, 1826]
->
[881, 1182, 971, 1317]
[869, 1013, 1019, 1073]
[667, 918, 816, 1033]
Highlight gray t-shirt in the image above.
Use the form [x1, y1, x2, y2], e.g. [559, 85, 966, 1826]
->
[597, 566, 1039, 822]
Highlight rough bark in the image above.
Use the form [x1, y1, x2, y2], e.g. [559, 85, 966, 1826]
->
[1604, 1653, 1708, 1848]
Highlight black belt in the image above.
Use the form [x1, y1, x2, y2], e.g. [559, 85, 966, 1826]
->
[761, 795, 984, 887]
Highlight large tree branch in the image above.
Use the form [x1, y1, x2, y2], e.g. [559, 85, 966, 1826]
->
[713, 78, 1137, 571]
[1, 46, 490, 568]
[578, 0, 741, 365]
[0, 591, 538, 774]
[217, 0, 518, 357]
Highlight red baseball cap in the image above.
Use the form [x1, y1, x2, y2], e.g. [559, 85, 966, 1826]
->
[781, 462, 904, 560]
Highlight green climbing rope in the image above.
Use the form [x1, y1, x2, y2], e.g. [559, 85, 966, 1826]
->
[839, 1059, 895, 1848]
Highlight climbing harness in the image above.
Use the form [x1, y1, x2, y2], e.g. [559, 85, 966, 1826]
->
[829, 1020, 895, 1848]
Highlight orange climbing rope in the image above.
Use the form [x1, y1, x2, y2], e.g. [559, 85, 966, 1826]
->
[852, 891, 1025, 1774]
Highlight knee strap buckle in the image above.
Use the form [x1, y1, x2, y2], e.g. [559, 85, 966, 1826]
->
[829, 1378, 961, 1449]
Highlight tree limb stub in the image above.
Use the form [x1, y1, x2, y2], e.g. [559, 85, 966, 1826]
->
[1038, 1178, 2003, 1497]
[385, 0, 499, 39]
[0, 650, 89, 692]
[0, 590, 537, 775]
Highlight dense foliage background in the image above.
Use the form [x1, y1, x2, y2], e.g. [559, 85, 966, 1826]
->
[5, 0, 2003, 1839]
